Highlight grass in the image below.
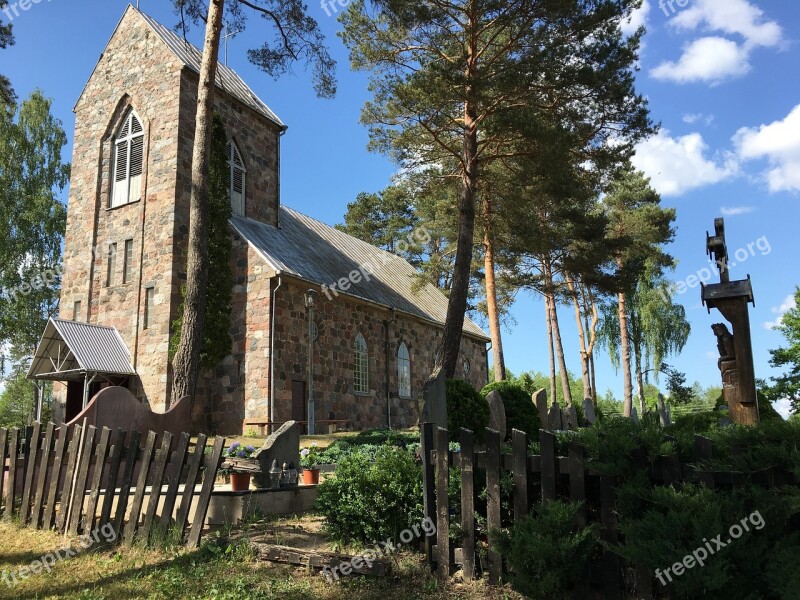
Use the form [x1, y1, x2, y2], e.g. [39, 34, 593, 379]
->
[0, 520, 522, 599]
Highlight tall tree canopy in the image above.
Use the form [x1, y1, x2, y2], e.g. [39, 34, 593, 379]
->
[340, 0, 653, 378]
[0, 0, 14, 105]
[0, 91, 70, 370]
[169, 0, 336, 403]
[764, 287, 800, 414]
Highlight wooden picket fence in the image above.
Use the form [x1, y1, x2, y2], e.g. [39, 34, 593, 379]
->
[419, 422, 774, 599]
[0, 421, 225, 549]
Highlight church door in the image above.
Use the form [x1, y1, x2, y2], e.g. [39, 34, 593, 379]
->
[291, 380, 307, 432]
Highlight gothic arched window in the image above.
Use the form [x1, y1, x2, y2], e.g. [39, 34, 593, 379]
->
[354, 333, 369, 394]
[111, 110, 144, 207]
[397, 342, 411, 398]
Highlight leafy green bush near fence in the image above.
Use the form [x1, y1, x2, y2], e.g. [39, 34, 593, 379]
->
[480, 381, 540, 439]
[315, 445, 423, 546]
[446, 379, 490, 443]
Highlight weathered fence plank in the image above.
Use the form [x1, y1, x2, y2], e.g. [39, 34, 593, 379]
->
[175, 434, 206, 534]
[43, 425, 69, 530]
[540, 429, 556, 503]
[140, 432, 173, 543]
[57, 425, 83, 532]
[113, 429, 141, 538]
[0, 428, 7, 518]
[67, 425, 98, 535]
[421, 422, 436, 569]
[83, 427, 112, 533]
[124, 430, 157, 545]
[512, 429, 528, 522]
[459, 428, 475, 582]
[6, 429, 20, 521]
[435, 426, 449, 580]
[31, 422, 55, 528]
[20, 422, 41, 524]
[186, 436, 225, 549]
[159, 432, 190, 532]
[485, 428, 501, 586]
[99, 428, 126, 530]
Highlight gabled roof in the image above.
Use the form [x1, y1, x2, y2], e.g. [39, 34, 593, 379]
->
[231, 207, 489, 341]
[77, 6, 285, 130]
[28, 319, 135, 382]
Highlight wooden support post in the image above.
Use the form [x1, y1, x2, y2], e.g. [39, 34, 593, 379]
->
[512, 429, 529, 523]
[459, 428, 475, 581]
[421, 422, 436, 570]
[435, 426, 450, 581]
[485, 428, 501, 586]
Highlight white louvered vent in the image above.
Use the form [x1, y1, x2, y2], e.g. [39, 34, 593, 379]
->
[111, 110, 145, 208]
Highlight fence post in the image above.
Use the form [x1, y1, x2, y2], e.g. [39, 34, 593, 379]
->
[435, 426, 450, 580]
[186, 436, 225, 549]
[485, 428, 501, 585]
[512, 429, 529, 522]
[20, 422, 41, 524]
[0, 429, 8, 518]
[31, 422, 55, 528]
[460, 428, 475, 581]
[6, 428, 20, 521]
[421, 422, 436, 570]
[43, 425, 69, 531]
[540, 429, 556, 503]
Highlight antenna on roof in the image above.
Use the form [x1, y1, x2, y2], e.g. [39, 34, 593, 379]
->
[222, 24, 242, 66]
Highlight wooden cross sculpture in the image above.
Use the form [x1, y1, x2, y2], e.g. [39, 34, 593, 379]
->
[701, 218, 760, 425]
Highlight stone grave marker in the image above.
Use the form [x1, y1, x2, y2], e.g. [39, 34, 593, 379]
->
[533, 389, 548, 426]
[582, 398, 596, 425]
[487, 390, 507, 440]
[253, 421, 300, 488]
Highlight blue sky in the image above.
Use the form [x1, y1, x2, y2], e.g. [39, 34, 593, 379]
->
[2, 0, 798, 415]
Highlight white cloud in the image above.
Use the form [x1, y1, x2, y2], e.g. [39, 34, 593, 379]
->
[622, 0, 650, 36]
[633, 130, 738, 196]
[720, 206, 755, 216]
[773, 399, 793, 420]
[734, 104, 800, 193]
[764, 294, 796, 330]
[683, 113, 715, 126]
[652, 0, 783, 85]
[671, 0, 783, 48]
[652, 36, 750, 84]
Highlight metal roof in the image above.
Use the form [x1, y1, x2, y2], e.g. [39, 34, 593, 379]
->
[28, 319, 135, 381]
[135, 7, 286, 130]
[231, 207, 489, 341]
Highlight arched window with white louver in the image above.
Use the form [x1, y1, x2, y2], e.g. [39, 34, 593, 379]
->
[397, 342, 411, 398]
[226, 140, 246, 216]
[111, 111, 144, 208]
[354, 333, 369, 394]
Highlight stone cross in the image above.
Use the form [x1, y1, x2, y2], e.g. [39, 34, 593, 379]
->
[487, 390, 507, 440]
[582, 398, 596, 425]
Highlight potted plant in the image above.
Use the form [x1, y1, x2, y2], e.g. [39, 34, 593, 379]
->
[223, 441, 257, 491]
[300, 443, 322, 485]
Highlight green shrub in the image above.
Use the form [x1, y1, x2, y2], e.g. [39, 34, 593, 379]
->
[492, 501, 598, 599]
[480, 380, 540, 439]
[315, 445, 423, 545]
[446, 379, 490, 443]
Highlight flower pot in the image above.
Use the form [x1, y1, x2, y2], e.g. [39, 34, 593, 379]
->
[230, 472, 252, 492]
[302, 468, 321, 485]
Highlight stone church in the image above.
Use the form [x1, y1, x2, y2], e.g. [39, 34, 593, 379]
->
[30, 6, 489, 435]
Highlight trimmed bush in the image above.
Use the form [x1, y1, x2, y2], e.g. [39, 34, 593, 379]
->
[446, 379, 490, 443]
[480, 380, 540, 439]
[315, 445, 423, 545]
[492, 501, 598, 599]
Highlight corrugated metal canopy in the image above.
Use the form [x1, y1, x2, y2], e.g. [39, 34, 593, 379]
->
[231, 207, 489, 341]
[135, 8, 285, 130]
[28, 319, 135, 381]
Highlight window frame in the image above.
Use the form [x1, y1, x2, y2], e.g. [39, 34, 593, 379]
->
[354, 333, 369, 394]
[111, 110, 145, 208]
[123, 238, 134, 284]
[106, 243, 117, 287]
[226, 140, 247, 216]
[143, 286, 155, 330]
[397, 342, 411, 399]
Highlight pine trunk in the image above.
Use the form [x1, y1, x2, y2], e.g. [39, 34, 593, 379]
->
[440, 28, 478, 379]
[545, 260, 573, 407]
[566, 274, 591, 402]
[635, 348, 647, 415]
[545, 292, 557, 405]
[171, 0, 224, 404]
[483, 204, 505, 382]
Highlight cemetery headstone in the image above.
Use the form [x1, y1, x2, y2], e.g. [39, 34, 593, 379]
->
[582, 398, 596, 425]
[565, 404, 579, 430]
[253, 421, 299, 488]
[422, 368, 448, 429]
[533, 389, 548, 426]
[631, 406, 639, 423]
[547, 402, 564, 430]
[487, 390, 507, 440]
